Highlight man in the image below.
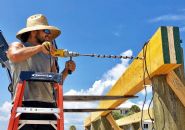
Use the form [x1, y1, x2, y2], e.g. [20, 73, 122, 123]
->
[7, 14, 76, 130]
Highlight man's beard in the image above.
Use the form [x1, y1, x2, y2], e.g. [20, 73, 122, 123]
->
[35, 33, 45, 44]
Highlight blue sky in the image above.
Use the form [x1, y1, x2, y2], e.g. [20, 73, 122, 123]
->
[0, 0, 185, 129]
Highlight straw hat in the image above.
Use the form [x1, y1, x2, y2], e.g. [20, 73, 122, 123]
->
[16, 14, 61, 40]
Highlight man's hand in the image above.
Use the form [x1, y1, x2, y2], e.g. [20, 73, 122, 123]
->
[41, 41, 55, 54]
[61, 60, 76, 84]
[65, 60, 76, 73]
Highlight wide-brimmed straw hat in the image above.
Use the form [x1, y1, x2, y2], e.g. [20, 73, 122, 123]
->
[16, 14, 61, 40]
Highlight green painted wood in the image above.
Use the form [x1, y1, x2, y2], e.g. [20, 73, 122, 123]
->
[161, 26, 170, 64]
[173, 27, 183, 64]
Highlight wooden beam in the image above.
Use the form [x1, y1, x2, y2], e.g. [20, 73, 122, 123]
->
[153, 74, 185, 130]
[166, 71, 185, 107]
[84, 26, 182, 125]
[84, 116, 91, 128]
[106, 113, 122, 130]
[116, 109, 153, 126]
[91, 116, 114, 130]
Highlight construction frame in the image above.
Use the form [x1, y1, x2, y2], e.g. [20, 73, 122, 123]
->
[84, 26, 185, 130]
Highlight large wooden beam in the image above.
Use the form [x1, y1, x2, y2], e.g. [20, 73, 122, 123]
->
[116, 109, 153, 126]
[84, 116, 91, 128]
[152, 45, 185, 130]
[84, 26, 182, 125]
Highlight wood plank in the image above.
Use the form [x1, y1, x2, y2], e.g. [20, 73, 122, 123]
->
[91, 116, 113, 130]
[64, 108, 121, 112]
[153, 74, 185, 130]
[116, 109, 153, 126]
[84, 116, 91, 128]
[63, 95, 138, 101]
[106, 114, 122, 130]
[167, 26, 176, 63]
[166, 71, 185, 107]
[88, 26, 182, 123]
[173, 27, 183, 64]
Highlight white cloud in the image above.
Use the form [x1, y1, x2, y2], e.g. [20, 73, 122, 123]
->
[0, 101, 11, 122]
[140, 85, 152, 95]
[149, 14, 185, 22]
[64, 50, 132, 128]
[64, 113, 89, 130]
[64, 101, 98, 109]
[118, 100, 138, 108]
[64, 50, 132, 96]
[137, 100, 153, 110]
[119, 99, 152, 110]
[0, 101, 12, 113]
[149, 10, 185, 33]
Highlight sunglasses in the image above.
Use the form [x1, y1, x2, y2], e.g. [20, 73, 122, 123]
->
[43, 29, 51, 34]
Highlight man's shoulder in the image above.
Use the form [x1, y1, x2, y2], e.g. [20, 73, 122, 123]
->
[9, 42, 24, 48]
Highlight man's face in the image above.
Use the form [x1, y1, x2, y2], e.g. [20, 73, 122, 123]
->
[35, 30, 52, 44]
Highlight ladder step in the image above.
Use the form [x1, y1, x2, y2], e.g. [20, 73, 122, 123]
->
[18, 120, 57, 130]
[19, 120, 57, 124]
[17, 107, 60, 114]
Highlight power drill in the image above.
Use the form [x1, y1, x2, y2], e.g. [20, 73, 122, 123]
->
[43, 41, 78, 74]
[52, 49, 80, 58]
[52, 49, 79, 74]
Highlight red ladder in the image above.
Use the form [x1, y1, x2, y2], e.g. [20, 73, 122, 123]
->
[7, 71, 64, 130]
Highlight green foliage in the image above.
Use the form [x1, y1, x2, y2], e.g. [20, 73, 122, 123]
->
[112, 105, 141, 120]
[127, 105, 141, 116]
[130, 105, 140, 113]
[112, 110, 123, 120]
[69, 125, 76, 130]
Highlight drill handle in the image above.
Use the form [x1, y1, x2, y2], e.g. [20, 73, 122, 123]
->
[68, 57, 72, 74]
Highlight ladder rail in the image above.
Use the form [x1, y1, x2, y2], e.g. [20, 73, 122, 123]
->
[7, 73, 64, 130]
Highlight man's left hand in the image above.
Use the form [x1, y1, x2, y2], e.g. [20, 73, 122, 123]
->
[65, 60, 76, 74]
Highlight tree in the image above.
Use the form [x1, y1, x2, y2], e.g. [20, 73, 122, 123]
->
[69, 125, 76, 130]
[112, 110, 123, 120]
[127, 105, 141, 116]
[112, 105, 140, 119]
[130, 105, 140, 113]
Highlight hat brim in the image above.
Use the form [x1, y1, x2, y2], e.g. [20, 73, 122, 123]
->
[16, 25, 61, 41]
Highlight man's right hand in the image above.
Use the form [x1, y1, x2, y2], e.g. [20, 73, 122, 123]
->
[41, 41, 55, 54]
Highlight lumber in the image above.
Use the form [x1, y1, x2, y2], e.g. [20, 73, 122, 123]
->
[106, 113, 122, 130]
[84, 26, 182, 125]
[166, 71, 185, 107]
[116, 109, 153, 126]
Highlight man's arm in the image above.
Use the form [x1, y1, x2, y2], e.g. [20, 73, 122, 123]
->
[7, 42, 49, 63]
[61, 60, 76, 84]
[51, 61, 76, 84]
